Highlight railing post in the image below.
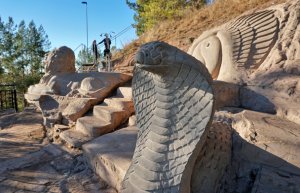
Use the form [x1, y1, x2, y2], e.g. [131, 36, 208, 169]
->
[0, 84, 18, 112]
[13, 89, 18, 112]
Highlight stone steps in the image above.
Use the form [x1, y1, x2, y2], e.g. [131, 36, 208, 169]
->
[59, 129, 92, 148]
[83, 110, 300, 192]
[115, 87, 132, 99]
[60, 87, 134, 148]
[76, 116, 112, 137]
[82, 126, 138, 192]
[103, 98, 134, 113]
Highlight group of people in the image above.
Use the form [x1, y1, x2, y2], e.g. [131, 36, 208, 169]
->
[92, 33, 111, 64]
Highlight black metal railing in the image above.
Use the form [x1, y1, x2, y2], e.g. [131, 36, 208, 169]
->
[0, 84, 18, 112]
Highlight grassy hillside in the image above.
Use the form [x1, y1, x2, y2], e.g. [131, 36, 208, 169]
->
[113, 0, 287, 74]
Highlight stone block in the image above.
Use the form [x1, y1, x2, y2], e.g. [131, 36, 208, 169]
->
[75, 116, 112, 137]
[232, 110, 300, 170]
[128, 115, 136, 126]
[60, 129, 92, 148]
[213, 80, 240, 109]
[83, 126, 138, 192]
[93, 106, 128, 126]
[116, 87, 133, 99]
[103, 98, 134, 114]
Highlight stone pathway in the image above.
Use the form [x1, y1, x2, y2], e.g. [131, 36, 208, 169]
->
[0, 109, 117, 193]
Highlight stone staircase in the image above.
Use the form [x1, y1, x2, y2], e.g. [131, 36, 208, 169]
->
[60, 87, 134, 148]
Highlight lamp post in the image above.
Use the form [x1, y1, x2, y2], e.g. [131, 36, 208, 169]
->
[81, 1, 88, 59]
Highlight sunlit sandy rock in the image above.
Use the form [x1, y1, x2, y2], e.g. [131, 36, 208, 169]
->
[218, 109, 300, 193]
[44, 46, 75, 75]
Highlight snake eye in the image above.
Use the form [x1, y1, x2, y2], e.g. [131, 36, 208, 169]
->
[206, 43, 210, 47]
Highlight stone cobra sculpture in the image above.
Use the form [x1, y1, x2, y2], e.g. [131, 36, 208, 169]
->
[122, 41, 215, 193]
[188, 9, 279, 83]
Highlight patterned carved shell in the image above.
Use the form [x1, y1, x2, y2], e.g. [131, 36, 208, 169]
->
[188, 9, 279, 80]
[227, 10, 279, 69]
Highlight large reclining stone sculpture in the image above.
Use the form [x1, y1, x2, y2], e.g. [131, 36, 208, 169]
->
[121, 42, 215, 192]
[25, 46, 131, 126]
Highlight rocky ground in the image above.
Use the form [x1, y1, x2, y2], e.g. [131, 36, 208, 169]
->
[0, 108, 116, 193]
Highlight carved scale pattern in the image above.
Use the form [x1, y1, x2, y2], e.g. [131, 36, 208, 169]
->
[122, 42, 215, 193]
[226, 10, 279, 69]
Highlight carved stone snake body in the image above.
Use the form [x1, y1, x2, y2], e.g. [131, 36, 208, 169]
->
[121, 42, 215, 193]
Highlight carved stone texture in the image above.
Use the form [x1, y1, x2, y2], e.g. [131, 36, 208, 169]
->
[232, 110, 300, 169]
[191, 121, 232, 193]
[25, 46, 132, 126]
[44, 46, 75, 75]
[121, 41, 215, 193]
[189, 0, 300, 125]
[221, 109, 300, 193]
[188, 8, 279, 83]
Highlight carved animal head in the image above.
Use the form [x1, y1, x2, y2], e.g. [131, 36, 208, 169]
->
[135, 41, 212, 81]
[135, 41, 178, 73]
[189, 33, 222, 79]
[188, 10, 279, 83]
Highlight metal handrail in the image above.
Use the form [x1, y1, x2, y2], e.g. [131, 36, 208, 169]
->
[0, 84, 18, 112]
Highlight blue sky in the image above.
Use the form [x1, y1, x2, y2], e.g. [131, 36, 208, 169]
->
[0, 0, 137, 54]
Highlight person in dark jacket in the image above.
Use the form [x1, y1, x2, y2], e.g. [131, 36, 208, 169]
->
[99, 33, 111, 57]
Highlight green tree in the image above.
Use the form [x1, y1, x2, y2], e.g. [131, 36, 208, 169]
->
[15, 20, 28, 77]
[126, 0, 206, 35]
[1, 17, 17, 75]
[26, 21, 50, 74]
[75, 45, 94, 70]
[0, 16, 51, 109]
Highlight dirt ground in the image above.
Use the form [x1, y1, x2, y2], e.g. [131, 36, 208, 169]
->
[0, 108, 116, 193]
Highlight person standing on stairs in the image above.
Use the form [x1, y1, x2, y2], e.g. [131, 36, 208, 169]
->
[98, 33, 111, 58]
[92, 40, 99, 64]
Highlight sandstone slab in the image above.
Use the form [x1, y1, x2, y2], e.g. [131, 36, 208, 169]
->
[83, 126, 138, 192]
[59, 129, 92, 148]
[0, 111, 45, 162]
[103, 98, 134, 114]
[116, 87, 133, 99]
[216, 109, 300, 193]
[0, 144, 63, 174]
[213, 80, 240, 109]
[232, 110, 300, 168]
[250, 166, 300, 193]
[76, 116, 112, 137]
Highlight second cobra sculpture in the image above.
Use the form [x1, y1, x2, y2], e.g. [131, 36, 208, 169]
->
[121, 41, 215, 193]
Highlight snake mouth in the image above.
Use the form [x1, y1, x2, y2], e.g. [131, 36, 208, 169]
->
[135, 63, 169, 73]
[136, 63, 168, 68]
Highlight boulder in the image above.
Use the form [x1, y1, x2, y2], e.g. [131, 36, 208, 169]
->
[232, 110, 300, 168]
[218, 109, 300, 193]
[44, 46, 75, 75]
